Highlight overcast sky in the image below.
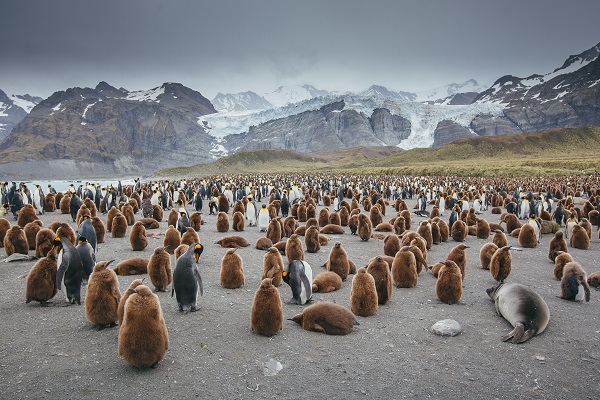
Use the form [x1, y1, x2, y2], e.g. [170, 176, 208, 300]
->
[1, 0, 599, 99]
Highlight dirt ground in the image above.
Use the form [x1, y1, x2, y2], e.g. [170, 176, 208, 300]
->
[0, 195, 598, 399]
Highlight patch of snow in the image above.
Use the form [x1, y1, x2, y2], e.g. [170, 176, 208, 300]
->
[81, 101, 97, 125]
[589, 79, 600, 88]
[415, 79, 488, 103]
[9, 95, 37, 113]
[52, 102, 62, 111]
[544, 56, 594, 82]
[126, 86, 165, 102]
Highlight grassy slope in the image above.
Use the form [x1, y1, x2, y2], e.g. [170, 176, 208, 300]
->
[156, 126, 600, 177]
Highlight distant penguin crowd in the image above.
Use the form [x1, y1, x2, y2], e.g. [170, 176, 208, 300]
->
[12, 172, 600, 369]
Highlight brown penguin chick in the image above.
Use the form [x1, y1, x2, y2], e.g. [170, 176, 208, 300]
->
[518, 224, 537, 248]
[392, 215, 406, 235]
[113, 258, 149, 276]
[214, 235, 250, 248]
[215, 211, 229, 233]
[25, 251, 58, 305]
[318, 234, 330, 246]
[357, 213, 372, 242]
[16, 204, 39, 228]
[189, 212, 203, 231]
[91, 216, 106, 244]
[409, 236, 428, 263]
[339, 207, 349, 226]
[174, 244, 189, 260]
[400, 210, 412, 230]
[289, 301, 358, 335]
[490, 246, 512, 283]
[44, 194, 56, 212]
[466, 208, 477, 226]
[366, 256, 393, 305]
[167, 208, 179, 228]
[579, 218, 592, 239]
[587, 271, 600, 289]
[548, 231, 568, 262]
[24, 220, 43, 250]
[262, 247, 284, 286]
[431, 221, 441, 245]
[285, 234, 304, 263]
[402, 243, 428, 273]
[118, 285, 169, 368]
[35, 228, 56, 258]
[479, 242, 499, 270]
[502, 213, 521, 233]
[492, 229, 508, 248]
[232, 211, 245, 232]
[451, 220, 467, 242]
[554, 251, 574, 280]
[54, 222, 76, 245]
[251, 278, 283, 337]
[75, 205, 91, 227]
[391, 248, 418, 288]
[374, 222, 394, 232]
[350, 268, 379, 317]
[368, 254, 395, 271]
[436, 260, 463, 304]
[488, 223, 504, 232]
[320, 224, 345, 234]
[181, 227, 200, 246]
[121, 203, 135, 225]
[436, 218, 449, 242]
[4, 225, 28, 256]
[430, 206, 440, 219]
[570, 225, 590, 250]
[0, 217, 11, 247]
[324, 241, 351, 281]
[106, 206, 119, 233]
[328, 212, 341, 226]
[369, 206, 383, 227]
[220, 248, 245, 289]
[232, 200, 245, 215]
[305, 225, 321, 253]
[85, 260, 121, 329]
[429, 261, 445, 278]
[476, 218, 491, 239]
[266, 218, 283, 244]
[129, 221, 148, 251]
[138, 218, 160, 229]
[283, 216, 298, 238]
[376, 198, 387, 216]
[147, 247, 172, 292]
[111, 213, 128, 239]
[54, 192, 64, 210]
[383, 234, 401, 257]
[152, 205, 164, 222]
[59, 194, 71, 214]
[467, 225, 478, 237]
[588, 210, 599, 226]
[217, 193, 229, 214]
[311, 271, 343, 293]
[560, 262, 591, 302]
[446, 243, 468, 279]
[417, 220, 433, 249]
[163, 225, 181, 254]
[348, 214, 359, 235]
[297, 204, 308, 222]
[256, 237, 274, 250]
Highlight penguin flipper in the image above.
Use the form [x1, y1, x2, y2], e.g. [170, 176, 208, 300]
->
[55, 252, 69, 291]
[194, 268, 203, 296]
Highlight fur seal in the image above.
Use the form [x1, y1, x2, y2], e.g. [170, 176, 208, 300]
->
[560, 262, 591, 302]
[350, 267, 378, 317]
[289, 301, 358, 335]
[251, 278, 283, 337]
[85, 260, 120, 329]
[220, 248, 244, 289]
[118, 285, 169, 368]
[282, 260, 313, 305]
[172, 243, 204, 311]
[486, 282, 550, 343]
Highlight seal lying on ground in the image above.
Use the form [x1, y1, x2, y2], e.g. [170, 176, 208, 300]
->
[486, 282, 550, 344]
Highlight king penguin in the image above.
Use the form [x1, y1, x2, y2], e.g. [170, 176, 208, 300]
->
[172, 243, 204, 312]
[282, 260, 313, 305]
[54, 236, 84, 305]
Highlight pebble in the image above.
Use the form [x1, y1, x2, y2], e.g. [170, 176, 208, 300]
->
[431, 319, 462, 337]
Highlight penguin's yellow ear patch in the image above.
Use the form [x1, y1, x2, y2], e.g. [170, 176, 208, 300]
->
[282, 271, 288, 277]
[194, 244, 202, 250]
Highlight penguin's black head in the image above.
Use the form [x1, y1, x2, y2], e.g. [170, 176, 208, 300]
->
[51, 237, 62, 249]
[78, 236, 88, 244]
[193, 243, 203, 262]
[180, 212, 187, 217]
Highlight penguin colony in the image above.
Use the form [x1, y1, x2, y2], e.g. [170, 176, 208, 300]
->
[12, 174, 600, 374]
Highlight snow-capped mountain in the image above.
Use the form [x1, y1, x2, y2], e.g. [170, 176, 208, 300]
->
[415, 79, 488, 104]
[212, 91, 273, 112]
[262, 84, 332, 108]
[359, 85, 417, 103]
[0, 89, 43, 139]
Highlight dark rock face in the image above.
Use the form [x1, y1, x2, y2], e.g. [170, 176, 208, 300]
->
[0, 90, 42, 140]
[433, 120, 477, 147]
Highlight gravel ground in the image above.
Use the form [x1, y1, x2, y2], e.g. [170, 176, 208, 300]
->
[0, 197, 598, 399]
